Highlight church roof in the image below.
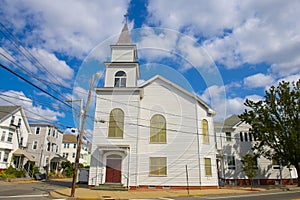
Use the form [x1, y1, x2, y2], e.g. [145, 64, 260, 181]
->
[139, 75, 215, 115]
[117, 23, 131, 44]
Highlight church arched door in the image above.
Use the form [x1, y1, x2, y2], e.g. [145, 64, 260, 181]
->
[105, 155, 122, 183]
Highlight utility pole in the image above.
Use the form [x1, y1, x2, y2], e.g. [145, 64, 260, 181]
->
[70, 74, 95, 197]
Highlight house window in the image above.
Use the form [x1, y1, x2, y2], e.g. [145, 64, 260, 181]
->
[46, 142, 50, 151]
[35, 127, 40, 135]
[254, 157, 258, 169]
[149, 157, 167, 176]
[249, 131, 253, 141]
[48, 128, 51, 136]
[227, 156, 236, 170]
[52, 143, 56, 152]
[150, 114, 166, 143]
[32, 141, 38, 150]
[244, 132, 248, 142]
[114, 71, 126, 87]
[63, 153, 66, 158]
[45, 157, 49, 165]
[202, 119, 209, 144]
[72, 153, 75, 158]
[73, 143, 77, 148]
[64, 143, 69, 148]
[66, 153, 69, 158]
[108, 108, 124, 138]
[225, 132, 231, 142]
[240, 132, 243, 142]
[7, 131, 13, 142]
[17, 118, 21, 126]
[204, 158, 212, 176]
[1, 131, 6, 141]
[3, 150, 10, 162]
[52, 130, 56, 137]
[10, 116, 15, 125]
[249, 129, 257, 141]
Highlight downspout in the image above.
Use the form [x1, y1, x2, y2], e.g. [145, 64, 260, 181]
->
[135, 95, 141, 187]
[127, 147, 130, 188]
[194, 101, 202, 188]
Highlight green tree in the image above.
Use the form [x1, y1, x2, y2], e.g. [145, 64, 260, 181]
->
[242, 154, 257, 190]
[240, 80, 300, 186]
[61, 160, 74, 178]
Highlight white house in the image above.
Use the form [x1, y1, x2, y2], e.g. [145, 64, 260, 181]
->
[88, 23, 218, 189]
[0, 106, 33, 171]
[215, 114, 298, 185]
[27, 124, 64, 173]
[61, 134, 91, 166]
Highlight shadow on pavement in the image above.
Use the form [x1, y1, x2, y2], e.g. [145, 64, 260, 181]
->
[45, 179, 88, 188]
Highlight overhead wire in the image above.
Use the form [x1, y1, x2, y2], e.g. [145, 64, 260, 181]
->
[0, 89, 72, 113]
[0, 63, 72, 109]
[0, 22, 248, 144]
[0, 22, 69, 94]
[0, 98, 70, 129]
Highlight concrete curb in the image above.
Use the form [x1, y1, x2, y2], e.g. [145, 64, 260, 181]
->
[49, 185, 300, 200]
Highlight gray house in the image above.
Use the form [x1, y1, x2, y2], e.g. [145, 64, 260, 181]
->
[215, 114, 298, 186]
[27, 124, 64, 173]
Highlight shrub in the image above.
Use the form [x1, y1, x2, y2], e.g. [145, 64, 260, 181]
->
[0, 165, 26, 178]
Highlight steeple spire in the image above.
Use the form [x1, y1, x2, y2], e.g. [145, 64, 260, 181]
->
[117, 13, 131, 44]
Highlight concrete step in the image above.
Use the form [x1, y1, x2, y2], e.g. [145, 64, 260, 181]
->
[92, 183, 128, 191]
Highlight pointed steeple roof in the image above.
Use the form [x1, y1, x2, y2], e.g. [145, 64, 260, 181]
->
[117, 23, 131, 44]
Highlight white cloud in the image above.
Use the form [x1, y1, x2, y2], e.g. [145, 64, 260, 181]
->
[199, 84, 265, 121]
[147, 0, 242, 37]
[146, 0, 300, 78]
[29, 48, 74, 85]
[177, 35, 213, 71]
[245, 94, 263, 102]
[0, 90, 64, 122]
[243, 73, 275, 88]
[0, 47, 16, 65]
[137, 27, 178, 61]
[1, 0, 130, 58]
[277, 74, 300, 84]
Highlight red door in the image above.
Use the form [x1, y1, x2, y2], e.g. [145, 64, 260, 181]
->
[105, 158, 122, 183]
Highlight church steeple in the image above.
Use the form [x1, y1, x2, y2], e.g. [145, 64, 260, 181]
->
[117, 21, 131, 44]
[103, 15, 140, 88]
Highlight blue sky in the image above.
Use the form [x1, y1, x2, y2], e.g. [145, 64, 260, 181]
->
[0, 0, 299, 137]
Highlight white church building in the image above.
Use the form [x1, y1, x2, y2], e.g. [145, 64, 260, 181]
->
[88, 23, 218, 189]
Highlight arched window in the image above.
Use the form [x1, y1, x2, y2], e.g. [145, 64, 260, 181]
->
[108, 108, 124, 138]
[150, 114, 166, 143]
[202, 119, 209, 144]
[114, 71, 126, 87]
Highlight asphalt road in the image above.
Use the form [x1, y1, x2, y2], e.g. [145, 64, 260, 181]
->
[0, 180, 69, 200]
[1, 180, 299, 200]
[176, 190, 300, 200]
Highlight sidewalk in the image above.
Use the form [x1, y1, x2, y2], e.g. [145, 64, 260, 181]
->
[50, 184, 300, 200]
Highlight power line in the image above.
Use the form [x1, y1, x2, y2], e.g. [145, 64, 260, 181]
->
[0, 49, 69, 103]
[0, 22, 68, 93]
[0, 91, 72, 113]
[0, 63, 72, 109]
[0, 105, 68, 129]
